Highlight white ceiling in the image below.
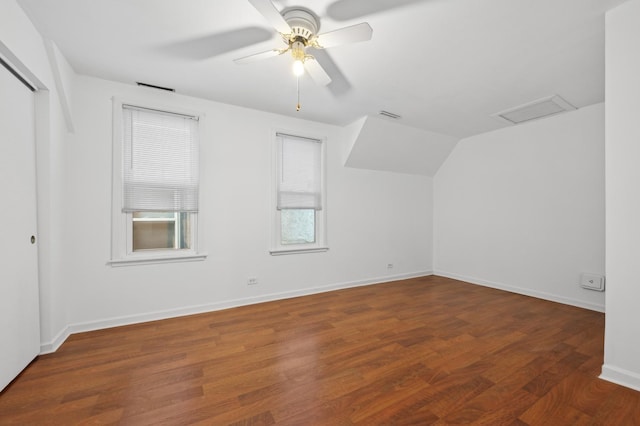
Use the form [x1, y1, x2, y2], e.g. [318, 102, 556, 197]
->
[18, 0, 626, 138]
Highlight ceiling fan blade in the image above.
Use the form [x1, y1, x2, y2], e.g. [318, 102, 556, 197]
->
[314, 23, 373, 49]
[248, 0, 291, 34]
[311, 49, 351, 96]
[305, 58, 332, 86]
[234, 48, 286, 64]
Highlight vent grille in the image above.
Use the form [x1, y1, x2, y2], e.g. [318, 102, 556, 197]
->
[379, 110, 401, 120]
[291, 26, 314, 40]
[136, 82, 175, 92]
[493, 95, 576, 125]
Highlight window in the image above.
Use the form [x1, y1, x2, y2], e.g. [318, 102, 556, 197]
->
[132, 212, 190, 251]
[271, 132, 327, 255]
[111, 101, 206, 265]
[281, 209, 315, 245]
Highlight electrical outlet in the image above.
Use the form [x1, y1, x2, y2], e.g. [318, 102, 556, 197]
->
[247, 277, 258, 285]
[580, 273, 604, 291]
[387, 263, 394, 269]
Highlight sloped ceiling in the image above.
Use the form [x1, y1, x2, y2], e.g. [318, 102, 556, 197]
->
[344, 116, 458, 176]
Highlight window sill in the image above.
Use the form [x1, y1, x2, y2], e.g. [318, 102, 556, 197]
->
[270, 247, 329, 256]
[109, 252, 207, 267]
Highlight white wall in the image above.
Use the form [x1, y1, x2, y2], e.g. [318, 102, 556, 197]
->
[0, 0, 71, 351]
[9, 0, 624, 375]
[57, 75, 433, 339]
[602, 0, 640, 392]
[3, 0, 432, 352]
[434, 103, 605, 311]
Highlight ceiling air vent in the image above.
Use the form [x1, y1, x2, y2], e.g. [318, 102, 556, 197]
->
[493, 95, 576, 125]
[379, 110, 401, 120]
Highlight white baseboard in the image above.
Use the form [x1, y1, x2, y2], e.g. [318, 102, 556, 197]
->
[434, 270, 605, 313]
[39, 270, 433, 355]
[600, 364, 640, 392]
[40, 326, 71, 354]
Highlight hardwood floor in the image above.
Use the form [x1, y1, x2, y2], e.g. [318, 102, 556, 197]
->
[1, 276, 639, 425]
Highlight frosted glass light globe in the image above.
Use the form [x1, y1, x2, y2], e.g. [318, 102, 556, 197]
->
[292, 60, 305, 76]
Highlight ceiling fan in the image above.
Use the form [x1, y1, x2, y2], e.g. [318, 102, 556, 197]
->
[235, 0, 373, 87]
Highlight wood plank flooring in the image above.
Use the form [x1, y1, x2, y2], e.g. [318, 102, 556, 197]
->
[1, 276, 639, 425]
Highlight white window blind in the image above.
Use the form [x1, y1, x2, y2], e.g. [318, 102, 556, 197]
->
[276, 133, 322, 210]
[122, 105, 199, 212]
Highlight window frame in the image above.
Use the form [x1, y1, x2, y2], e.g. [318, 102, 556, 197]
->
[270, 130, 328, 256]
[110, 97, 207, 266]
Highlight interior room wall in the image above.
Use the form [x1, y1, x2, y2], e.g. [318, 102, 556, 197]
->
[602, 0, 640, 392]
[7, 0, 625, 375]
[56, 75, 433, 344]
[433, 103, 606, 312]
[0, 0, 71, 351]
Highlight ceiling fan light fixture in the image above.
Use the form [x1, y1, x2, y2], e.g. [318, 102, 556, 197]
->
[292, 59, 305, 76]
[239, 0, 373, 89]
[291, 41, 306, 59]
[291, 40, 306, 76]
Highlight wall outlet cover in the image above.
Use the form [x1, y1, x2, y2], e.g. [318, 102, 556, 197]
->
[580, 273, 605, 291]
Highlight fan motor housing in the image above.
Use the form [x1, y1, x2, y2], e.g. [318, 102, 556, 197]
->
[283, 8, 318, 41]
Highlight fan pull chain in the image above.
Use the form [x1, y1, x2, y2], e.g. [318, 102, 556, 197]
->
[296, 76, 301, 112]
